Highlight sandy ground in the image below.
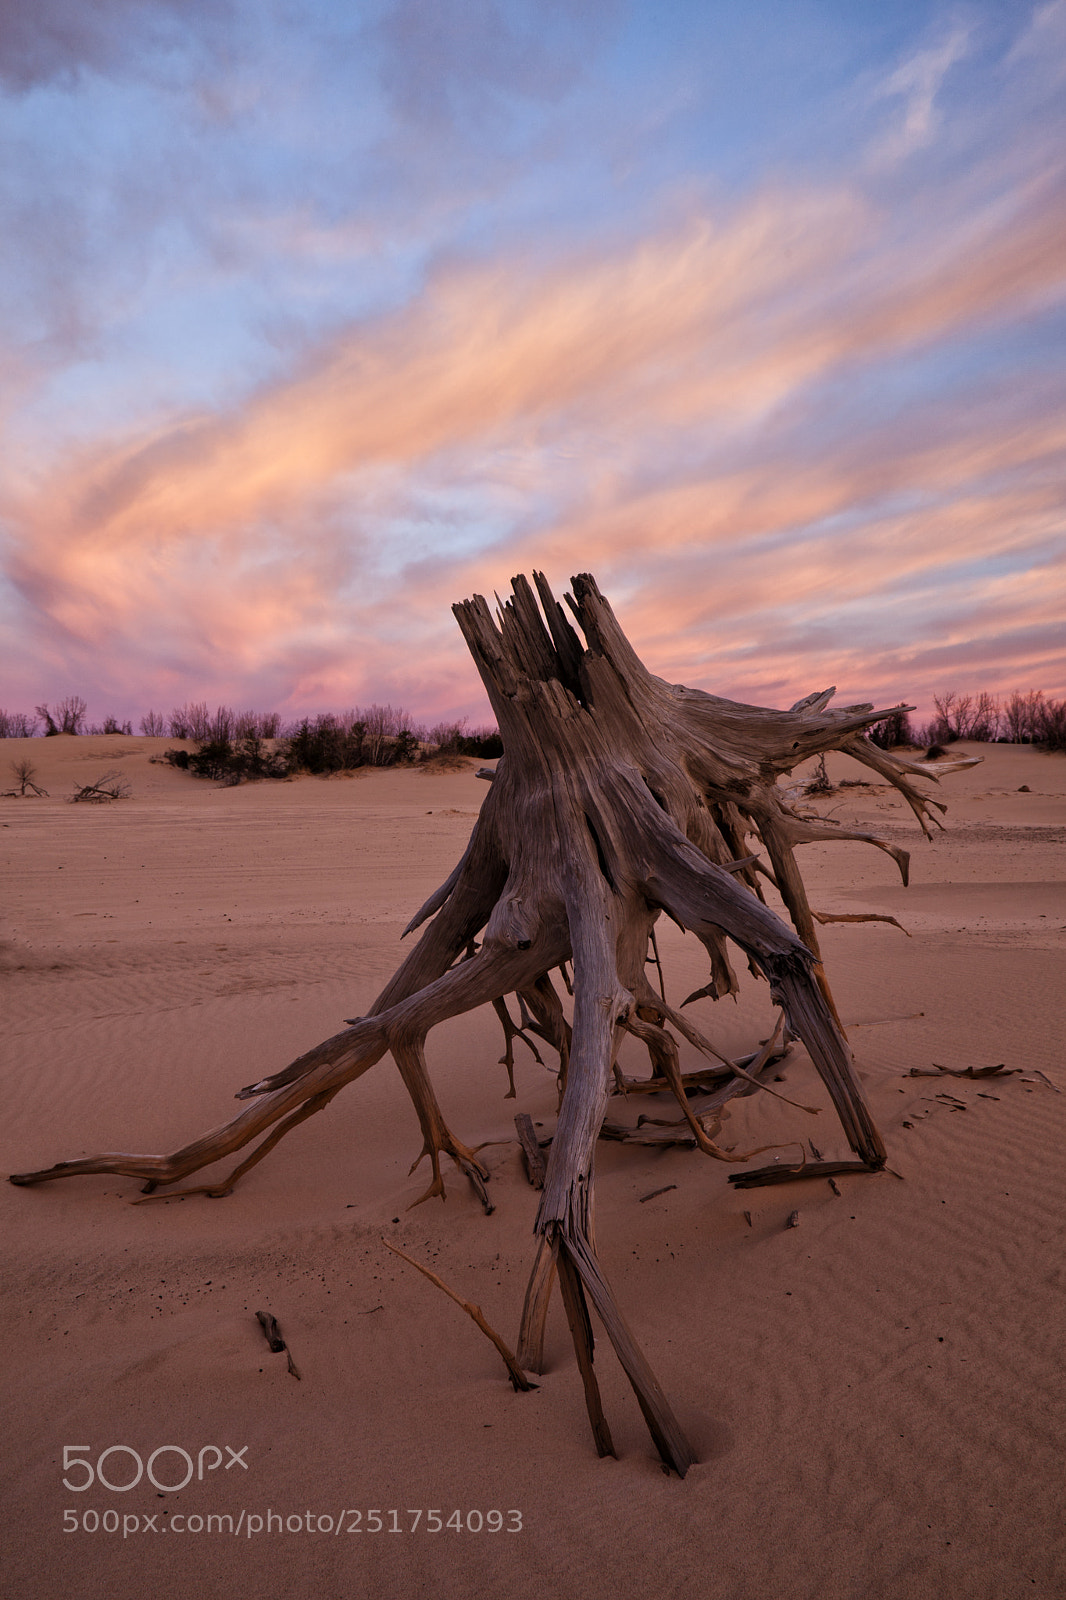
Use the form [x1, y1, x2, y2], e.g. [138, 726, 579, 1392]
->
[1, 734, 1064, 1600]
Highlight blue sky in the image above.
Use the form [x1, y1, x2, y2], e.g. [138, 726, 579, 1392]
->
[1, 0, 1063, 727]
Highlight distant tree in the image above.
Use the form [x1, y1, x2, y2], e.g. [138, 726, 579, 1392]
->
[56, 696, 88, 734]
[36, 696, 87, 735]
[924, 690, 1000, 745]
[1002, 691, 1044, 743]
[0, 710, 41, 738]
[169, 702, 211, 741]
[1035, 697, 1066, 752]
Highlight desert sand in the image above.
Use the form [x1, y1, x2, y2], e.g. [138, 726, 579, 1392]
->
[1, 733, 1064, 1599]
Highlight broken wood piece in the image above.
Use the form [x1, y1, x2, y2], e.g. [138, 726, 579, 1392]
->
[828, 1177, 841, 1197]
[514, 1112, 547, 1188]
[908, 1063, 1013, 1079]
[256, 1309, 285, 1352]
[383, 1239, 536, 1392]
[638, 1184, 677, 1203]
[812, 911, 910, 936]
[786, 1210, 800, 1228]
[255, 1310, 301, 1379]
[729, 1159, 882, 1190]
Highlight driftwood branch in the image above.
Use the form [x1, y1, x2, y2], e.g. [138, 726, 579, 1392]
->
[69, 770, 131, 803]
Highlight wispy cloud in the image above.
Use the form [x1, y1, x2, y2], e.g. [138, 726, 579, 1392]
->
[870, 20, 972, 165]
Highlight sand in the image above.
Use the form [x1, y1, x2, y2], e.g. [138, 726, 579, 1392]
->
[1, 734, 1064, 1599]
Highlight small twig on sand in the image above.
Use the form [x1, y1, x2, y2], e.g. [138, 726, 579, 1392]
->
[383, 1239, 536, 1392]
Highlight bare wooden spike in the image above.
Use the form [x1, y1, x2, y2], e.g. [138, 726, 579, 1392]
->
[552, 1240, 616, 1459]
[516, 1236, 557, 1374]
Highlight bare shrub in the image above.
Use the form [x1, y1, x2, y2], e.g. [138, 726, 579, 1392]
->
[169, 701, 210, 741]
[420, 719, 502, 760]
[966, 692, 1000, 741]
[1002, 690, 1045, 743]
[140, 710, 166, 736]
[922, 690, 1001, 745]
[69, 771, 131, 803]
[928, 691, 966, 743]
[88, 716, 133, 735]
[427, 719, 466, 753]
[0, 709, 41, 738]
[804, 754, 833, 795]
[38, 696, 88, 735]
[362, 703, 400, 765]
[1035, 697, 1066, 752]
[5, 760, 48, 797]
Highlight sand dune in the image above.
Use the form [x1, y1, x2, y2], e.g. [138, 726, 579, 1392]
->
[1, 735, 1064, 1599]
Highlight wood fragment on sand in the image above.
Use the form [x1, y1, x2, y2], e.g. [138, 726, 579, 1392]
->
[514, 1112, 546, 1189]
[255, 1310, 301, 1379]
[907, 1063, 1014, 1079]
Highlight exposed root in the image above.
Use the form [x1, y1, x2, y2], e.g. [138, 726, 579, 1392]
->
[12, 570, 976, 1470]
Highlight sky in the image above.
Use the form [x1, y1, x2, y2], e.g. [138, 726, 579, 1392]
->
[1, 0, 1064, 730]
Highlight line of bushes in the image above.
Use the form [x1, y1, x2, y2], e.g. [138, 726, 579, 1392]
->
[161, 712, 502, 786]
[5, 687, 1063, 765]
[867, 690, 1066, 753]
[0, 698, 503, 757]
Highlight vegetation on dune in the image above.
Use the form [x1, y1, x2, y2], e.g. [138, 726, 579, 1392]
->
[861, 689, 1066, 753]
[159, 706, 503, 784]
[2, 688, 1062, 774]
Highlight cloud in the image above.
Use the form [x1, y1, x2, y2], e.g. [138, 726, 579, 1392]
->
[374, 0, 619, 129]
[0, 0, 232, 90]
[869, 20, 971, 165]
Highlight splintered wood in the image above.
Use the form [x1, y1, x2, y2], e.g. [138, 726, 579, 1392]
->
[11, 571, 979, 1476]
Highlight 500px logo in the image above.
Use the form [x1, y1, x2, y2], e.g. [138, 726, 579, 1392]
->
[62, 1445, 249, 1493]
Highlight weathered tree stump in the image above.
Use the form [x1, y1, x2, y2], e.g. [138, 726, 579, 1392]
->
[10, 572, 978, 1474]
